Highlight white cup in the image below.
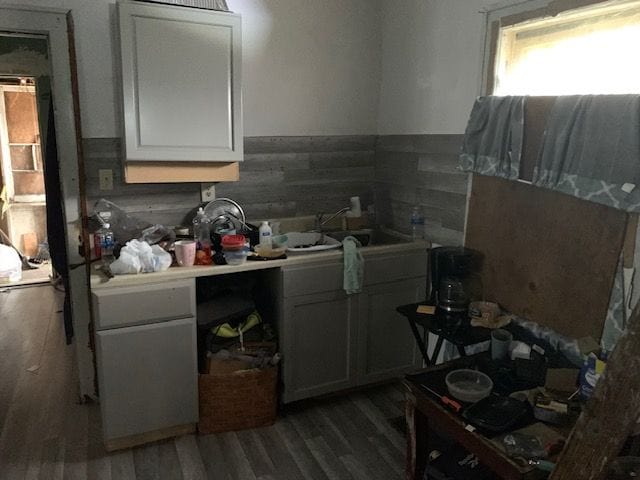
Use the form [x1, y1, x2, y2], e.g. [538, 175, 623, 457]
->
[174, 240, 196, 267]
[491, 328, 513, 361]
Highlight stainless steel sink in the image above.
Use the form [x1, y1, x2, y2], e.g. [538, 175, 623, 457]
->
[324, 228, 410, 246]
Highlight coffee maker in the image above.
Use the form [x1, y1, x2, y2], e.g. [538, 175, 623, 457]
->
[428, 247, 482, 331]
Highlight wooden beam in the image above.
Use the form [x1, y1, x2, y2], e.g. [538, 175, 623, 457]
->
[550, 301, 640, 480]
[124, 161, 239, 183]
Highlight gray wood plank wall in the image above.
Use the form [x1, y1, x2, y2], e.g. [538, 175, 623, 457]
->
[83, 134, 467, 246]
[217, 136, 376, 220]
[83, 136, 376, 227]
[375, 135, 467, 246]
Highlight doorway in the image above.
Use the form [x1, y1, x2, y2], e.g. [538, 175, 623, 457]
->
[0, 77, 53, 285]
[0, 8, 94, 400]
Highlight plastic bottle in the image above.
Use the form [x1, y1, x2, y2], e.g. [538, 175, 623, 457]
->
[98, 223, 115, 267]
[259, 221, 273, 247]
[192, 207, 212, 265]
[93, 211, 112, 259]
[410, 206, 425, 241]
[192, 207, 211, 245]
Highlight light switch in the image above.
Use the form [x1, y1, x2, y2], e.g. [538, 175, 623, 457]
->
[99, 169, 114, 191]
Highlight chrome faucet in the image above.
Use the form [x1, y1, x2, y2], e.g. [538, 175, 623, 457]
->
[315, 206, 351, 231]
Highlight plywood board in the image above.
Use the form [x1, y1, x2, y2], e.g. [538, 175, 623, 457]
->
[13, 171, 44, 195]
[4, 91, 39, 144]
[465, 175, 627, 341]
[124, 161, 239, 183]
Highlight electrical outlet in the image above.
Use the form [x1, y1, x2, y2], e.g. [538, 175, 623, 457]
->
[201, 183, 216, 202]
[98, 169, 113, 191]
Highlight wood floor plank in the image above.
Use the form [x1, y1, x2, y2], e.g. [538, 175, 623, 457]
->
[324, 400, 400, 480]
[367, 388, 404, 419]
[196, 434, 233, 480]
[133, 442, 160, 480]
[61, 395, 90, 480]
[304, 406, 352, 458]
[174, 434, 207, 480]
[256, 425, 306, 479]
[0, 287, 64, 480]
[218, 431, 257, 480]
[349, 394, 404, 452]
[339, 454, 374, 480]
[158, 440, 184, 480]
[37, 437, 65, 480]
[87, 403, 111, 480]
[367, 433, 404, 478]
[283, 404, 320, 441]
[108, 449, 137, 480]
[274, 417, 330, 480]
[236, 429, 275, 478]
[303, 435, 354, 480]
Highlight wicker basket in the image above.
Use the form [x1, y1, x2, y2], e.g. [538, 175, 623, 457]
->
[198, 343, 278, 434]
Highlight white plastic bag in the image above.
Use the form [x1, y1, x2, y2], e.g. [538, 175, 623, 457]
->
[0, 244, 22, 282]
[109, 249, 141, 275]
[109, 239, 172, 275]
[151, 244, 172, 272]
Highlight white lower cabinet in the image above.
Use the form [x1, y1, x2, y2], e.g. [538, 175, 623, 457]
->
[283, 290, 359, 402]
[357, 277, 426, 384]
[93, 279, 198, 447]
[281, 251, 427, 403]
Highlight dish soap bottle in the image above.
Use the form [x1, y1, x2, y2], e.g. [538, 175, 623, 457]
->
[259, 221, 272, 247]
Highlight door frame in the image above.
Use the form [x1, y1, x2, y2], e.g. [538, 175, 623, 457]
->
[0, 6, 94, 400]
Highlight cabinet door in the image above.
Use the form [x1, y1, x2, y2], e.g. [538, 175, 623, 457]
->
[357, 277, 425, 384]
[118, 1, 242, 162]
[96, 317, 198, 441]
[282, 291, 358, 403]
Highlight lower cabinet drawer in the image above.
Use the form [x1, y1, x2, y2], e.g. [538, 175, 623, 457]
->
[92, 278, 196, 330]
[96, 317, 198, 441]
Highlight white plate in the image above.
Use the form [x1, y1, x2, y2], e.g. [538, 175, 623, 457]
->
[285, 232, 342, 254]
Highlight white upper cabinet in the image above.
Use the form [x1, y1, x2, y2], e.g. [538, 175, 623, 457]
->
[117, 1, 242, 162]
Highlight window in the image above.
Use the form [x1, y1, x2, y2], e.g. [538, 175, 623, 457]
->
[486, 0, 640, 95]
[0, 80, 45, 203]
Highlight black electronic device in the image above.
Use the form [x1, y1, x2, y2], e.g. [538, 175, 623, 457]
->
[462, 395, 533, 435]
[428, 247, 483, 332]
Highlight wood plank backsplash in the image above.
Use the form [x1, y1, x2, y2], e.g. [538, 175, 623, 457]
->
[375, 135, 467, 246]
[83, 136, 376, 227]
[83, 134, 467, 245]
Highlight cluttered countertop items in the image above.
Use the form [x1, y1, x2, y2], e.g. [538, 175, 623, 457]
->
[89, 197, 426, 287]
[401, 245, 611, 478]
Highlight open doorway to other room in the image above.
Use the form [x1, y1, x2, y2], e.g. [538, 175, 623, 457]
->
[0, 77, 53, 285]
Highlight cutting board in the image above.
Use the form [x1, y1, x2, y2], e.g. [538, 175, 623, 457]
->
[465, 175, 627, 341]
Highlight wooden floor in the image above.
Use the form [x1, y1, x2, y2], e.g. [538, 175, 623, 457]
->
[0, 285, 407, 480]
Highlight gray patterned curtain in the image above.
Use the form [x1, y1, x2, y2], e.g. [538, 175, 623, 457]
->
[459, 96, 526, 179]
[533, 95, 640, 212]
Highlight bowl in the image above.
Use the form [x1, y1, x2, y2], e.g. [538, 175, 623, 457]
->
[445, 369, 493, 403]
[271, 234, 288, 249]
[254, 244, 287, 258]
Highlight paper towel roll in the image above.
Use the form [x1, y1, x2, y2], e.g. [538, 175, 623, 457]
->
[346, 196, 361, 217]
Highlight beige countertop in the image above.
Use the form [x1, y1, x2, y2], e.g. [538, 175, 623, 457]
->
[90, 239, 429, 290]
